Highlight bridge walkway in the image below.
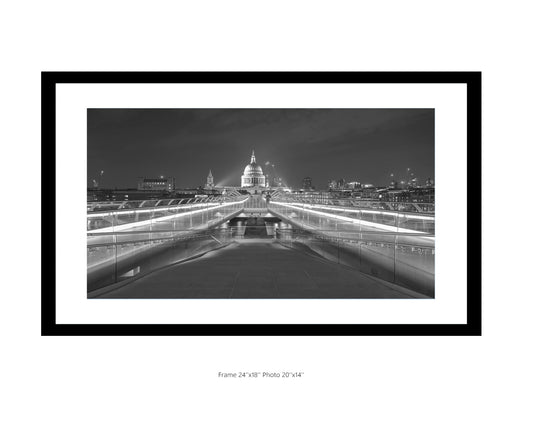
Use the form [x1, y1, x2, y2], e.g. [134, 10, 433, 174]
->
[94, 239, 422, 299]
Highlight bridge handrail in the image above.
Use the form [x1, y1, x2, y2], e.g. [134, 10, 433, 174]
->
[87, 195, 249, 213]
[268, 201, 435, 221]
[270, 196, 434, 213]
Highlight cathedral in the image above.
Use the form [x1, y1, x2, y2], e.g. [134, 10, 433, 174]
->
[241, 150, 266, 188]
[204, 150, 268, 193]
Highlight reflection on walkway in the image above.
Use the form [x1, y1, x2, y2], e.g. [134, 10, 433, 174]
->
[95, 240, 425, 299]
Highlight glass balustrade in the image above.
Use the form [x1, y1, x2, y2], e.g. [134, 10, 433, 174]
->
[87, 197, 247, 291]
[268, 200, 435, 234]
[274, 228, 434, 297]
[268, 200, 435, 297]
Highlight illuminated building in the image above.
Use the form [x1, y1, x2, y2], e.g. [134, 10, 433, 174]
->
[241, 150, 266, 188]
[328, 179, 346, 190]
[346, 181, 361, 189]
[137, 176, 175, 191]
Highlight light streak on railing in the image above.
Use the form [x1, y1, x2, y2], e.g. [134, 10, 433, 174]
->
[271, 195, 434, 212]
[88, 202, 226, 218]
[274, 202, 434, 220]
[87, 195, 248, 212]
[88, 199, 247, 234]
[269, 201, 433, 237]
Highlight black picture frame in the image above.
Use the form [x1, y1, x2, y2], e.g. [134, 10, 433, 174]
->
[42, 71, 481, 336]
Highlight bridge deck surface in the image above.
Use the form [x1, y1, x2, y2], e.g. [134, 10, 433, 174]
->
[96, 240, 417, 299]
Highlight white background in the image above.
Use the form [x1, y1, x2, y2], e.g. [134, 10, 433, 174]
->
[56, 83, 465, 325]
[1, 1, 531, 426]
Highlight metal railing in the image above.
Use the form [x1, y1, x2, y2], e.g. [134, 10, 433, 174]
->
[87, 195, 248, 212]
[87, 197, 248, 232]
[270, 193, 434, 213]
[268, 200, 435, 234]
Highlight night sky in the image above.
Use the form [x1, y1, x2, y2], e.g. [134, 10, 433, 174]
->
[87, 109, 434, 189]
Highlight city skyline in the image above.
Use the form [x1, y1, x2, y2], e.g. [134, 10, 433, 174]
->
[88, 108, 434, 189]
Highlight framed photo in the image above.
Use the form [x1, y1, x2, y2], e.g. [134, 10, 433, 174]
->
[42, 71, 481, 336]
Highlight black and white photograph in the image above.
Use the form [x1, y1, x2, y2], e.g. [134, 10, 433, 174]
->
[87, 108, 435, 299]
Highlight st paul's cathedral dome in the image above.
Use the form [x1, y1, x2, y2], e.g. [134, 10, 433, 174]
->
[241, 150, 266, 188]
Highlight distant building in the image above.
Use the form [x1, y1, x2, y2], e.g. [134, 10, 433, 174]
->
[88, 189, 173, 202]
[346, 181, 361, 189]
[302, 177, 313, 191]
[379, 187, 435, 206]
[380, 189, 409, 203]
[408, 187, 435, 204]
[328, 179, 346, 190]
[205, 170, 214, 189]
[137, 176, 175, 191]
